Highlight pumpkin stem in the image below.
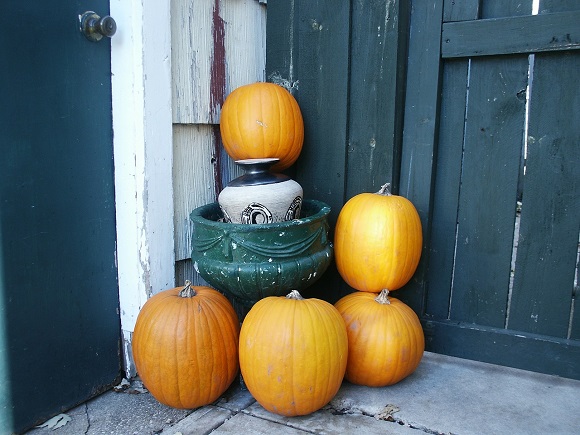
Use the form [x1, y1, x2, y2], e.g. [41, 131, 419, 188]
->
[377, 183, 392, 196]
[374, 289, 391, 305]
[286, 290, 304, 300]
[178, 280, 197, 298]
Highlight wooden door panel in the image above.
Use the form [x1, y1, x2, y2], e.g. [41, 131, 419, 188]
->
[265, 0, 580, 379]
[425, 59, 469, 320]
[507, 52, 580, 337]
[450, 56, 527, 327]
[0, 1, 121, 432]
[418, 0, 580, 377]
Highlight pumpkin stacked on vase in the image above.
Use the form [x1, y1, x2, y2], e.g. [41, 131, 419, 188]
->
[130, 81, 426, 416]
[333, 183, 425, 386]
[217, 82, 305, 224]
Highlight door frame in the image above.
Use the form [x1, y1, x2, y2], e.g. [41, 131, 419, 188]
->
[110, 0, 175, 376]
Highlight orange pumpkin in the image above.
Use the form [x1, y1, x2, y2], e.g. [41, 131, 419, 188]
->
[335, 290, 424, 386]
[219, 82, 304, 171]
[334, 183, 422, 293]
[239, 290, 348, 416]
[132, 281, 239, 409]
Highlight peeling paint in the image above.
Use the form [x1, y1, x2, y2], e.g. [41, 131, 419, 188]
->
[209, 0, 227, 197]
[210, 0, 226, 117]
[211, 125, 223, 197]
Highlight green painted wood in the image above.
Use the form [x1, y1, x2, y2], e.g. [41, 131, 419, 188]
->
[397, 0, 444, 313]
[267, 0, 350, 302]
[443, 0, 479, 22]
[289, 1, 351, 229]
[424, 60, 469, 319]
[426, 3, 476, 320]
[544, 0, 580, 344]
[539, 0, 579, 14]
[450, 56, 528, 327]
[507, 52, 580, 337]
[265, 0, 299, 90]
[423, 319, 580, 380]
[573, 266, 580, 340]
[345, 0, 408, 199]
[0, 2, 121, 432]
[266, 0, 408, 303]
[442, 12, 580, 58]
[480, 0, 533, 19]
[267, 0, 580, 379]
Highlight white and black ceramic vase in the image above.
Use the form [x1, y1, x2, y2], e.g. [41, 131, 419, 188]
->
[218, 158, 303, 224]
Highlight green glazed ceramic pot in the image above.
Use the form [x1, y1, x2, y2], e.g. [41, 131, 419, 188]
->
[190, 200, 333, 307]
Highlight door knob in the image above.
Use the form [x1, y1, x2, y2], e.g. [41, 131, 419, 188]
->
[80, 11, 117, 42]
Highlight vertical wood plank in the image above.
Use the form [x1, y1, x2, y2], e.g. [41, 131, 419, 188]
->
[507, 51, 580, 337]
[480, 0, 533, 18]
[539, 0, 579, 14]
[572, 260, 580, 339]
[171, 0, 266, 124]
[450, 56, 528, 327]
[345, 0, 408, 198]
[425, 0, 477, 319]
[443, 0, 480, 22]
[292, 0, 351, 229]
[265, 0, 300, 88]
[398, 0, 444, 313]
[267, 0, 410, 303]
[424, 60, 469, 319]
[266, 0, 351, 302]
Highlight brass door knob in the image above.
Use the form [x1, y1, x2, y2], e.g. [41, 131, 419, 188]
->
[80, 11, 117, 42]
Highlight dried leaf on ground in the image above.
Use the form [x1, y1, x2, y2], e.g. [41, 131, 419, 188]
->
[36, 413, 71, 430]
[375, 404, 401, 421]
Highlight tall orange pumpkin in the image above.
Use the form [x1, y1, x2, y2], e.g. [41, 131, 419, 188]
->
[335, 290, 424, 386]
[132, 282, 240, 409]
[239, 290, 348, 417]
[219, 82, 304, 171]
[334, 183, 422, 293]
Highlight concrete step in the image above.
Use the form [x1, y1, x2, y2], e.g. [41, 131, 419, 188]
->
[25, 352, 580, 435]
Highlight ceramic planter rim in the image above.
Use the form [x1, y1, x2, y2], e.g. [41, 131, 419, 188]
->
[190, 199, 331, 232]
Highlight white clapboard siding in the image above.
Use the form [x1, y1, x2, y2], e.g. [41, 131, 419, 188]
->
[171, 0, 267, 124]
[173, 124, 243, 261]
[172, 0, 266, 262]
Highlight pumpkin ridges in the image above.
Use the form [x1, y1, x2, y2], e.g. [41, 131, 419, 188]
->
[272, 84, 283, 159]
[180, 297, 196, 407]
[307, 301, 330, 407]
[335, 292, 424, 387]
[339, 292, 381, 384]
[133, 286, 239, 409]
[289, 297, 302, 416]
[317, 299, 348, 403]
[200, 290, 240, 403]
[205, 291, 240, 392]
[193, 296, 210, 405]
[300, 300, 326, 415]
[239, 293, 347, 417]
[152, 293, 177, 406]
[239, 297, 278, 409]
[335, 189, 422, 292]
[220, 82, 303, 171]
[144, 291, 179, 406]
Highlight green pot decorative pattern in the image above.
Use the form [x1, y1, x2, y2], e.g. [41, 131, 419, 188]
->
[190, 200, 333, 306]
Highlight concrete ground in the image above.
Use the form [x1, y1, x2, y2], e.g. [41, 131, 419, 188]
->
[25, 352, 580, 435]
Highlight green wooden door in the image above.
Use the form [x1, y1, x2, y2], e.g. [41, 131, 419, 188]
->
[0, 1, 121, 433]
[266, 0, 580, 379]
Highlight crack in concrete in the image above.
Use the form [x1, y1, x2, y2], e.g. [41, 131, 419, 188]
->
[327, 401, 451, 435]
[83, 404, 90, 435]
